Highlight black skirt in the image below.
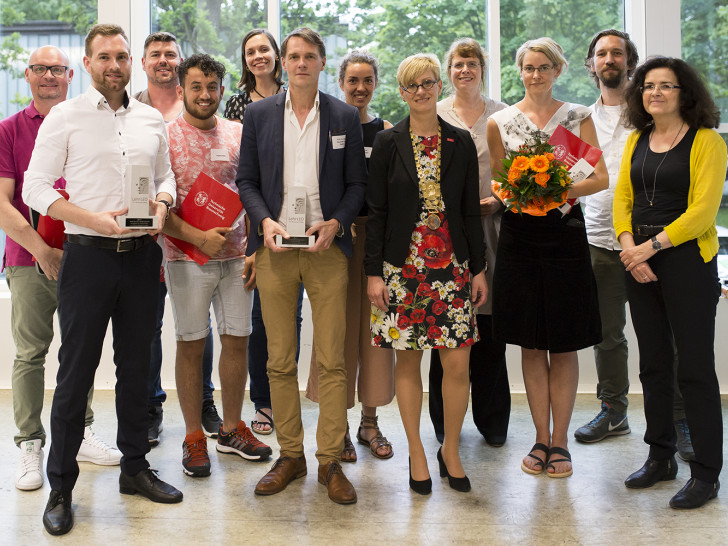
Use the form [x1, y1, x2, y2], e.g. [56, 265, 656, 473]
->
[492, 205, 601, 353]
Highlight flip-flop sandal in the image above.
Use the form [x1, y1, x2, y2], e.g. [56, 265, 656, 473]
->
[356, 414, 393, 460]
[342, 424, 357, 462]
[546, 447, 573, 478]
[521, 442, 548, 475]
[251, 409, 274, 436]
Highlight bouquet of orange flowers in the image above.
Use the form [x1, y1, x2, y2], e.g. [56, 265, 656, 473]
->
[491, 133, 573, 216]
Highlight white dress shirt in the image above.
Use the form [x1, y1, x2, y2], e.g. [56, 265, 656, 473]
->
[23, 85, 176, 237]
[583, 97, 631, 250]
[280, 92, 323, 229]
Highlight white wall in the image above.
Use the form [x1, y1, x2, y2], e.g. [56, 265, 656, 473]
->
[2, 289, 728, 394]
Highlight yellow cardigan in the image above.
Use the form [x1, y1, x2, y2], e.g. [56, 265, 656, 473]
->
[613, 127, 728, 262]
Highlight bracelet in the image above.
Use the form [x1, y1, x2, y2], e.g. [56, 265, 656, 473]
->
[199, 234, 207, 248]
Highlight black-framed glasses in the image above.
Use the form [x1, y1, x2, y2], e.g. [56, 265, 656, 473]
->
[28, 65, 69, 77]
[401, 79, 439, 94]
[640, 83, 681, 94]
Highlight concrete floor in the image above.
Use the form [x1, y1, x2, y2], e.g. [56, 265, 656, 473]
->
[1, 390, 727, 545]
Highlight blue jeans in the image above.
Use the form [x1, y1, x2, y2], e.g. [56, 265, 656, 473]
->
[248, 285, 303, 412]
[148, 281, 215, 407]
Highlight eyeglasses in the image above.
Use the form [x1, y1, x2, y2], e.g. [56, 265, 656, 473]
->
[450, 61, 483, 71]
[640, 83, 681, 94]
[28, 65, 69, 77]
[522, 65, 554, 74]
[401, 79, 439, 94]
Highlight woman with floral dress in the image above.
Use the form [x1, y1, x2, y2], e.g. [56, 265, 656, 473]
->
[365, 53, 487, 495]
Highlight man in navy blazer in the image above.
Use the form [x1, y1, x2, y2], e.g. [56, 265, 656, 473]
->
[236, 27, 366, 505]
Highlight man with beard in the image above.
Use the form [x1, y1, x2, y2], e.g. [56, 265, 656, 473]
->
[23, 24, 182, 536]
[576, 30, 694, 460]
[0, 45, 121, 493]
[162, 54, 271, 477]
[134, 32, 220, 447]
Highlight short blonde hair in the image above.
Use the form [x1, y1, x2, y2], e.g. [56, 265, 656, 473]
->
[516, 37, 568, 73]
[397, 53, 441, 88]
[444, 38, 488, 92]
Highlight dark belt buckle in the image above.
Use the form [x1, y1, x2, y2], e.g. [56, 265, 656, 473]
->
[116, 238, 133, 253]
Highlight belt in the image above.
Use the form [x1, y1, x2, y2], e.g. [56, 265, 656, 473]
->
[633, 224, 666, 237]
[67, 234, 154, 253]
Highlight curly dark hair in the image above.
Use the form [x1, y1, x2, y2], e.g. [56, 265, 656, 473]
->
[624, 56, 720, 130]
[178, 54, 226, 87]
[583, 29, 639, 87]
[236, 29, 284, 92]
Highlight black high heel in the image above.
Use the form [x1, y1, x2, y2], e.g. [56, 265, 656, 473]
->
[409, 457, 432, 495]
[437, 447, 471, 492]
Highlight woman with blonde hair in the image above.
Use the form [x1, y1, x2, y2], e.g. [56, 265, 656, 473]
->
[366, 53, 487, 494]
[486, 37, 608, 478]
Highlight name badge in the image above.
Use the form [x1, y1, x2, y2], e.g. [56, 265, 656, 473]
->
[332, 134, 346, 150]
[364, 146, 372, 159]
[211, 149, 228, 162]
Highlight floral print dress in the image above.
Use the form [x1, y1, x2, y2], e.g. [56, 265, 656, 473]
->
[371, 132, 479, 350]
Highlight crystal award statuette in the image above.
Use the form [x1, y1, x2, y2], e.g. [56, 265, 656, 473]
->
[275, 186, 315, 248]
[116, 165, 159, 229]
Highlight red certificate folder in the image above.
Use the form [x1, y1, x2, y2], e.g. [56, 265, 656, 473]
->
[548, 124, 603, 171]
[32, 189, 69, 251]
[166, 172, 243, 266]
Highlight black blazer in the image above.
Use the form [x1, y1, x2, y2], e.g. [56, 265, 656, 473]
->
[364, 116, 485, 277]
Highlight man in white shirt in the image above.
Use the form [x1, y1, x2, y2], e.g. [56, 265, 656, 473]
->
[23, 24, 182, 536]
[576, 30, 693, 459]
[237, 27, 367, 505]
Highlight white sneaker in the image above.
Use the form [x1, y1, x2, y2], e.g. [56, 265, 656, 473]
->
[16, 439, 44, 491]
[76, 426, 122, 466]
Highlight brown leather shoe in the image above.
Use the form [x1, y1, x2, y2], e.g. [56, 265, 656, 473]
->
[318, 461, 357, 504]
[254, 455, 307, 496]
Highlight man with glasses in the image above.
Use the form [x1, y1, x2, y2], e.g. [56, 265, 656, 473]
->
[133, 31, 221, 447]
[23, 25, 183, 536]
[577, 30, 694, 461]
[237, 27, 366, 504]
[0, 45, 121, 494]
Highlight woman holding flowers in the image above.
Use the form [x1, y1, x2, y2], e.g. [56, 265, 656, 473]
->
[614, 57, 724, 509]
[365, 53, 487, 494]
[485, 37, 608, 478]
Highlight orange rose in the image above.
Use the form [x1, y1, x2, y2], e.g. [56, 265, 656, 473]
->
[534, 172, 550, 187]
[508, 167, 521, 183]
[530, 155, 549, 173]
[512, 156, 530, 171]
[546, 152, 555, 161]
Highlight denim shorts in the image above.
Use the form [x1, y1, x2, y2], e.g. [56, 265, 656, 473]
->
[165, 258, 253, 341]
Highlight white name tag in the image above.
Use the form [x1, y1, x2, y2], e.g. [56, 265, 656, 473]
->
[364, 146, 372, 158]
[211, 149, 228, 162]
[332, 134, 346, 149]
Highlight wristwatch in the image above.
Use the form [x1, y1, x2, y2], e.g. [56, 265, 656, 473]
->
[157, 199, 172, 220]
[651, 236, 662, 252]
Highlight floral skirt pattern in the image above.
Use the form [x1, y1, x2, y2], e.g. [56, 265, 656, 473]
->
[371, 214, 479, 350]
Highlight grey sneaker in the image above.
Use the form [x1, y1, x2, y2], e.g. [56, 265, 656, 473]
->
[674, 418, 695, 462]
[574, 404, 630, 443]
[202, 399, 222, 438]
[148, 405, 164, 447]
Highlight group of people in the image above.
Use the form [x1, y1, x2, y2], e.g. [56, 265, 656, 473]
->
[0, 20, 724, 538]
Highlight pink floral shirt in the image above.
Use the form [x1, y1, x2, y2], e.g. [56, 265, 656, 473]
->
[165, 116, 245, 261]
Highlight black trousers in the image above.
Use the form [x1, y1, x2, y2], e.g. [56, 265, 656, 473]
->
[47, 239, 161, 491]
[627, 237, 723, 482]
[428, 314, 511, 440]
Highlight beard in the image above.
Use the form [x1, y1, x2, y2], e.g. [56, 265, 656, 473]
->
[598, 66, 625, 89]
[182, 95, 219, 121]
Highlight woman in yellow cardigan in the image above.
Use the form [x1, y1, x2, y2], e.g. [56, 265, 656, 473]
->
[613, 56, 726, 510]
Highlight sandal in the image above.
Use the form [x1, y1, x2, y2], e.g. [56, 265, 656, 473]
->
[356, 413, 393, 460]
[546, 447, 573, 478]
[251, 409, 274, 436]
[342, 423, 357, 462]
[521, 442, 548, 475]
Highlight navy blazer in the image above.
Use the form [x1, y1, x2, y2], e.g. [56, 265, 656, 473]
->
[235, 90, 367, 257]
[364, 116, 485, 276]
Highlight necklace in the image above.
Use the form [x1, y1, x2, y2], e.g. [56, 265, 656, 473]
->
[253, 84, 281, 100]
[410, 124, 442, 230]
[641, 121, 685, 206]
